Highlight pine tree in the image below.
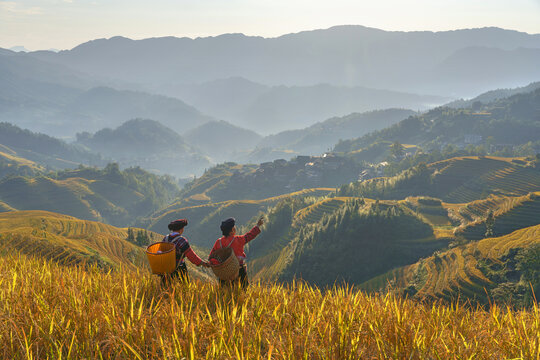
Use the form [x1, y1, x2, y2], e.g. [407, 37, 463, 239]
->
[127, 228, 134, 243]
[485, 210, 495, 237]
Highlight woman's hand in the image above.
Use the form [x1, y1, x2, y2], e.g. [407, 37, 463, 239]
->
[257, 216, 264, 227]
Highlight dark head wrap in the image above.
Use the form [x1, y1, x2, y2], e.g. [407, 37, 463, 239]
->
[220, 217, 235, 235]
[168, 219, 188, 231]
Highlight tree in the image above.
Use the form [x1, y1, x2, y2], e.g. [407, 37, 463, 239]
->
[485, 210, 495, 237]
[471, 100, 483, 112]
[127, 227, 135, 243]
[390, 141, 405, 159]
[135, 230, 149, 246]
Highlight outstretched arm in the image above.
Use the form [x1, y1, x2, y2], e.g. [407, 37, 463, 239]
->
[242, 217, 264, 245]
[177, 237, 208, 267]
[184, 247, 204, 266]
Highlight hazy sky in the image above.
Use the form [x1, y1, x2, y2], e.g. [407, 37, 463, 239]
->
[1, 0, 540, 50]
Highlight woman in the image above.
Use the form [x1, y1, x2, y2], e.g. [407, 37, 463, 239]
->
[162, 218, 209, 284]
[209, 216, 264, 288]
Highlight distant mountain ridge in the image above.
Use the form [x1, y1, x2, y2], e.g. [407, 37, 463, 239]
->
[0, 49, 214, 137]
[446, 81, 540, 108]
[258, 109, 416, 155]
[171, 78, 447, 133]
[76, 119, 212, 177]
[183, 120, 262, 162]
[28, 26, 540, 97]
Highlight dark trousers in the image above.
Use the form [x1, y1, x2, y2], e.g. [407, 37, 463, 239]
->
[220, 264, 248, 289]
[161, 262, 189, 286]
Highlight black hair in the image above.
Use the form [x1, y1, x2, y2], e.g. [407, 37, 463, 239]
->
[168, 219, 188, 232]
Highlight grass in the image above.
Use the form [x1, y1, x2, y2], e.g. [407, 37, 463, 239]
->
[1, 252, 539, 359]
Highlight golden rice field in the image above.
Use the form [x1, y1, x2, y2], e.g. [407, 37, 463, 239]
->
[0, 210, 160, 270]
[0, 253, 539, 359]
[0, 175, 146, 223]
[147, 188, 334, 244]
[292, 197, 349, 226]
[405, 224, 540, 301]
[456, 192, 540, 240]
[428, 157, 540, 203]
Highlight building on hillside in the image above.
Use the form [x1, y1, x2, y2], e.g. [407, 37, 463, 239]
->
[490, 144, 516, 152]
[464, 134, 483, 144]
[294, 156, 312, 165]
[259, 162, 273, 169]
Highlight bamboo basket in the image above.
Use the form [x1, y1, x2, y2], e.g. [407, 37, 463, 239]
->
[209, 247, 240, 281]
[146, 242, 176, 274]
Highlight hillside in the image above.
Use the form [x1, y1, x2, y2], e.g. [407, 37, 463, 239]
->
[455, 192, 540, 240]
[334, 88, 540, 155]
[1, 252, 538, 359]
[446, 81, 540, 108]
[62, 87, 213, 135]
[176, 156, 362, 204]
[76, 119, 211, 177]
[0, 210, 155, 269]
[375, 224, 540, 306]
[258, 109, 416, 156]
[0, 164, 180, 226]
[0, 122, 103, 171]
[245, 197, 449, 286]
[142, 188, 334, 248]
[339, 156, 540, 203]
[0, 143, 44, 178]
[183, 120, 262, 162]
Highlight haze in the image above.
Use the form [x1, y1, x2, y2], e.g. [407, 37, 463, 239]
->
[2, 0, 540, 50]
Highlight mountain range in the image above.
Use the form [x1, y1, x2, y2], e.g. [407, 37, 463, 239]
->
[28, 26, 540, 97]
[4, 26, 540, 139]
[171, 78, 446, 134]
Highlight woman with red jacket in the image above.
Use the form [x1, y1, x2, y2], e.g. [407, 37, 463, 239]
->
[162, 219, 209, 284]
[209, 216, 264, 288]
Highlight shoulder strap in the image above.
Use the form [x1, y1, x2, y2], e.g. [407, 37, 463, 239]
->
[219, 236, 235, 249]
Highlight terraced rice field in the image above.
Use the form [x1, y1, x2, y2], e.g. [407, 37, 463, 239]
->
[429, 157, 540, 203]
[359, 266, 415, 292]
[455, 195, 519, 222]
[292, 197, 352, 226]
[149, 188, 334, 247]
[406, 224, 540, 301]
[0, 210, 156, 269]
[150, 188, 334, 229]
[0, 175, 149, 224]
[457, 192, 540, 240]
[403, 197, 453, 227]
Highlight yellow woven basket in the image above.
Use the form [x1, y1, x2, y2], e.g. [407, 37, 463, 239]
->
[146, 242, 176, 274]
[209, 247, 240, 281]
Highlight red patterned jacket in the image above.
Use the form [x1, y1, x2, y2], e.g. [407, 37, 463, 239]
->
[210, 226, 261, 265]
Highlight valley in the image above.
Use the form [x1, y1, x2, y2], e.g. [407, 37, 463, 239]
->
[1, 25, 539, 310]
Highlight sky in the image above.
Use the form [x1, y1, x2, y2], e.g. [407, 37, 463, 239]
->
[1, 0, 540, 51]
